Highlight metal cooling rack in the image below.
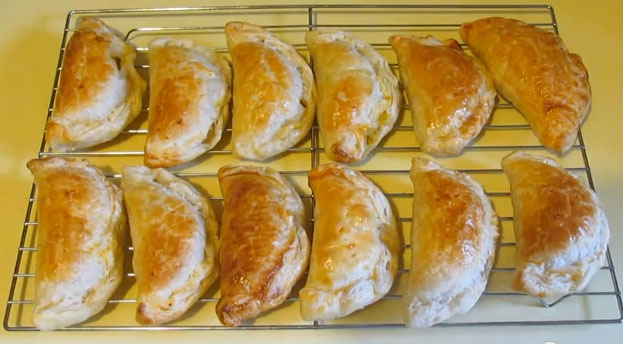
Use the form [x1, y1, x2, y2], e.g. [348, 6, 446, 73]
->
[4, 3, 623, 331]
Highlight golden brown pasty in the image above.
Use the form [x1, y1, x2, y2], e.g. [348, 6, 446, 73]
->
[121, 166, 219, 325]
[216, 165, 309, 326]
[390, 35, 496, 156]
[405, 158, 499, 327]
[27, 157, 125, 330]
[502, 152, 609, 297]
[300, 164, 399, 320]
[225, 22, 317, 160]
[144, 38, 231, 168]
[46, 17, 146, 151]
[307, 30, 401, 162]
[460, 17, 591, 153]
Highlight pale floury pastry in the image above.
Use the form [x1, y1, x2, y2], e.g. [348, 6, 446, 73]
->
[301, 164, 399, 320]
[46, 17, 146, 151]
[405, 158, 499, 327]
[216, 165, 309, 326]
[502, 152, 609, 297]
[225, 22, 317, 160]
[122, 166, 219, 325]
[307, 30, 401, 162]
[460, 17, 591, 153]
[27, 157, 125, 330]
[144, 38, 231, 168]
[390, 35, 496, 156]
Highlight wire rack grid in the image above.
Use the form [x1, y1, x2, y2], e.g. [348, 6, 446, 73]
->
[4, 3, 623, 331]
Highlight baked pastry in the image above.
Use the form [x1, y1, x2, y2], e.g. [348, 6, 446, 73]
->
[460, 17, 591, 153]
[27, 157, 125, 331]
[405, 158, 499, 327]
[145, 38, 231, 168]
[46, 17, 146, 151]
[225, 21, 317, 160]
[121, 166, 219, 325]
[390, 35, 496, 156]
[307, 30, 401, 162]
[216, 165, 309, 326]
[301, 164, 399, 320]
[502, 152, 610, 297]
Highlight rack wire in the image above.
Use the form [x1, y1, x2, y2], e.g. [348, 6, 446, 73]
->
[4, 3, 623, 331]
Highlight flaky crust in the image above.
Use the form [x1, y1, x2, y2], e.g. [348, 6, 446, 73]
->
[502, 152, 609, 297]
[46, 17, 146, 151]
[121, 166, 219, 325]
[404, 158, 499, 327]
[27, 158, 125, 331]
[307, 30, 401, 163]
[460, 17, 591, 153]
[145, 38, 231, 168]
[216, 165, 309, 326]
[225, 22, 317, 160]
[301, 164, 399, 320]
[390, 35, 496, 156]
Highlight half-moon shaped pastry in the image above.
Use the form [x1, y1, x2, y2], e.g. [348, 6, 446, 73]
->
[405, 158, 499, 327]
[144, 38, 231, 168]
[502, 152, 610, 297]
[216, 165, 309, 326]
[121, 166, 219, 325]
[225, 22, 317, 160]
[307, 30, 401, 163]
[460, 17, 591, 153]
[46, 17, 146, 151]
[301, 164, 399, 320]
[27, 157, 125, 331]
[390, 35, 496, 156]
